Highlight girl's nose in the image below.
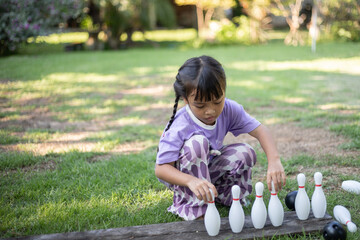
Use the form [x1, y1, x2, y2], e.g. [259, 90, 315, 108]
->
[205, 107, 215, 115]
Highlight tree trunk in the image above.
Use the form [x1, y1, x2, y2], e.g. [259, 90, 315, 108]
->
[204, 8, 214, 29]
[195, 3, 205, 37]
[195, 3, 214, 40]
[125, 29, 134, 47]
[148, 0, 156, 29]
[275, 0, 304, 46]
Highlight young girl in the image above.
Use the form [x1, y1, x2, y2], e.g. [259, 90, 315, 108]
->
[155, 55, 286, 221]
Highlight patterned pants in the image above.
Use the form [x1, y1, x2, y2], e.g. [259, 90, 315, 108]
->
[165, 134, 257, 220]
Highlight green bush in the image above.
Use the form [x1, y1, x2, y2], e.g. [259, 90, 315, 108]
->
[320, 0, 360, 42]
[331, 21, 360, 42]
[191, 16, 253, 48]
[0, 0, 83, 55]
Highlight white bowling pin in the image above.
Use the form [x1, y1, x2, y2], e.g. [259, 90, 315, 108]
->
[204, 188, 221, 236]
[251, 182, 267, 229]
[334, 205, 357, 233]
[268, 181, 284, 227]
[229, 185, 245, 233]
[311, 172, 327, 218]
[295, 173, 310, 220]
[341, 180, 360, 194]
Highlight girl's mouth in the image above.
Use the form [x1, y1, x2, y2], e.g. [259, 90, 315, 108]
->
[205, 116, 215, 123]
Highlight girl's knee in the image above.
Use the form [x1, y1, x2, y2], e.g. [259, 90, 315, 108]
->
[180, 135, 210, 165]
[225, 143, 257, 167]
[184, 134, 210, 157]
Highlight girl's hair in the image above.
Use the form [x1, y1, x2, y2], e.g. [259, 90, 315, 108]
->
[164, 55, 226, 132]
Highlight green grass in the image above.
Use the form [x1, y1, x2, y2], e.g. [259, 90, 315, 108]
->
[0, 32, 359, 239]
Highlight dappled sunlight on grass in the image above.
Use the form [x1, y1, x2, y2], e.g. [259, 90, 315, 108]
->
[12, 142, 98, 155]
[263, 117, 285, 125]
[158, 65, 178, 73]
[317, 103, 357, 110]
[85, 106, 116, 116]
[228, 80, 265, 90]
[132, 67, 154, 75]
[273, 95, 308, 104]
[129, 65, 177, 78]
[228, 57, 360, 75]
[1, 42, 360, 238]
[1, 70, 175, 123]
[132, 102, 173, 112]
[66, 98, 92, 107]
[2, 127, 160, 155]
[46, 73, 120, 83]
[27, 32, 89, 44]
[25, 29, 197, 46]
[109, 140, 157, 154]
[122, 85, 171, 97]
[117, 116, 151, 126]
[131, 29, 197, 42]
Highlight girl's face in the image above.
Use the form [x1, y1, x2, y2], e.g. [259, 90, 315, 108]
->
[184, 90, 225, 125]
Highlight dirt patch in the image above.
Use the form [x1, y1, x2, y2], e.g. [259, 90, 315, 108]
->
[224, 122, 358, 160]
[14, 97, 51, 107]
[87, 154, 113, 163]
[110, 141, 152, 154]
[12, 119, 355, 160]
[1, 159, 57, 177]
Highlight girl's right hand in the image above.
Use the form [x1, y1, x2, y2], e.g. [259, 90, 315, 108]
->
[186, 177, 218, 203]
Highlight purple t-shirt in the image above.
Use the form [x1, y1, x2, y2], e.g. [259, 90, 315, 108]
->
[156, 98, 261, 164]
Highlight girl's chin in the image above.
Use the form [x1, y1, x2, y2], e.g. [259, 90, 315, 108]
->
[202, 118, 216, 125]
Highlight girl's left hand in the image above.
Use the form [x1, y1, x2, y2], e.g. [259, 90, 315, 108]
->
[267, 160, 286, 193]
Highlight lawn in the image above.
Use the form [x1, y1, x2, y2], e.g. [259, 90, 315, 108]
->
[0, 36, 359, 239]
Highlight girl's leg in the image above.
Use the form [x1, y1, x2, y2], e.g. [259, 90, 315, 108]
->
[208, 143, 257, 206]
[167, 134, 211, 221]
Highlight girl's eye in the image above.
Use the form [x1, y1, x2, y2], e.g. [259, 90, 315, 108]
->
[194, 105, 204, 109]
[215, 101, 222, 105]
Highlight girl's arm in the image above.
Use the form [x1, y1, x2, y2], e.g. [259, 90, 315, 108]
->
[155, 162, 218, 202]
[249, 124, 286, 192]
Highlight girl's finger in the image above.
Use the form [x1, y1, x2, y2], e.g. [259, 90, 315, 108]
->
[205, 188, 213, 202]
[272, 174, 280, 192]
[267, 176, 272, 191]
[282, 172, 287, 186]
[196, 188, 205, 202]
[206, 182, 218, 198]
[199, 185, 208, 202]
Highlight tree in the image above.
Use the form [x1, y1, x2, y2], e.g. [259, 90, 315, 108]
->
[272, 0, 305, 46]
[175, 0, 236, 38]
[90, 0, 176, 49]
[241, 0, 271, 43]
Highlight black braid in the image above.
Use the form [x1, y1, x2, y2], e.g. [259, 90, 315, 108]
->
[164, 95, 180, 132]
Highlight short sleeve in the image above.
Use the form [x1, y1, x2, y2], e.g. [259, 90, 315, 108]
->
[226, 99, 261, 136]
[156, 126, 184, 165]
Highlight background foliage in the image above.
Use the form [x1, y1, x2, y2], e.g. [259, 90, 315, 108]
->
[1, 0, 360, 55]
[0, 0, 84, 55]
[319, 0, 360, 42]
